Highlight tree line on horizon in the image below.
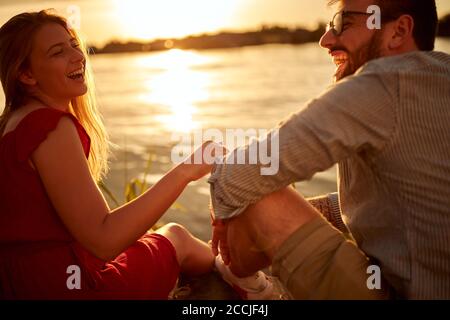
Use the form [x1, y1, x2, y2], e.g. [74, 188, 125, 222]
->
[89, 14, 450, 55]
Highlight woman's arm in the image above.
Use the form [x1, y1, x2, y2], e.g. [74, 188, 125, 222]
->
[32, 116, 212, 261]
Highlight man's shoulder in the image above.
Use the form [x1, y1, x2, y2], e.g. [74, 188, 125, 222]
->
[357, 51, 450, 75]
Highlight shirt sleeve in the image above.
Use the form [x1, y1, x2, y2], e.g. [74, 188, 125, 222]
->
[208, 65, 397, 220]
[307, 192, 348, 233]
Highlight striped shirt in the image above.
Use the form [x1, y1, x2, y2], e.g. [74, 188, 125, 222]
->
[208, 51, 450, 299]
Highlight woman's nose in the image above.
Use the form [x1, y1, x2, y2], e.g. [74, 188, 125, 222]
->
[70, 46, 85, 64]
[319, 28, 337, 50]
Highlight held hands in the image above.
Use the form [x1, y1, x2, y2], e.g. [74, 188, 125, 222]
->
[179, 141, 227, 182]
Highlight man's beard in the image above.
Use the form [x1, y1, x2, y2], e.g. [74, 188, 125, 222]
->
[334, 31, 384, 82]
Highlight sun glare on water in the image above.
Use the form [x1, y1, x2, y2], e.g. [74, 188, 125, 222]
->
[111, 0, 240, 134]
[137, 49, 214, 133]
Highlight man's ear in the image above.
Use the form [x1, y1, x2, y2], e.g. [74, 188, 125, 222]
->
[388, 14, 415, 50]
[18, 70, 37, 86]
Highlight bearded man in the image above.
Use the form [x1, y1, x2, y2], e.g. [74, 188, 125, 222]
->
[208, 0, 450, 299]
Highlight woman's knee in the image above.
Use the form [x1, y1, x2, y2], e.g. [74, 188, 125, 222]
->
[155, 223, 190, 254]
[159, 222, 189, 236]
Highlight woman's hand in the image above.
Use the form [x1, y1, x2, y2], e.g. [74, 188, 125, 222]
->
[177, 141, 227, 182]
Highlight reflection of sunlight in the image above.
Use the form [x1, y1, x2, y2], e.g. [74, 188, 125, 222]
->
[140, 49, 212, 133]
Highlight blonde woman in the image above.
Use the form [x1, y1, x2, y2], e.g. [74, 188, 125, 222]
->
[0, 10, 219, 299]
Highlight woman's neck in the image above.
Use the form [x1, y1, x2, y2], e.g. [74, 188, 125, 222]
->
[26, 96, 70, 112]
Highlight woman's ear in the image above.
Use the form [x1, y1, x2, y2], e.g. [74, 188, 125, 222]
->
[18, 70, 37, 86]
[388, 14, 415, 50]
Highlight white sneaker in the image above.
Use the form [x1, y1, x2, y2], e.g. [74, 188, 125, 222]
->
[214, 255, 274, 300]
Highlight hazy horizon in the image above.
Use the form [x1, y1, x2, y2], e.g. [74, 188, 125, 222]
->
[0, 0, 449, 47]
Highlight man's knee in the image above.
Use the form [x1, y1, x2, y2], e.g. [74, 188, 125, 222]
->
[247, 187, 317, 221]
[226, 187, 320, 262]
[231, 187, 301, 235]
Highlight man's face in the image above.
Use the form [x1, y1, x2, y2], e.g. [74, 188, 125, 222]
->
[320, 0, 386, 82]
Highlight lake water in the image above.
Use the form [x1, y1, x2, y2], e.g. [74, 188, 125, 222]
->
[92, 39, 450, 144]
[2, 39, 449, 240]
[93, 43, 334, 141]
[92, 41, 339, 239]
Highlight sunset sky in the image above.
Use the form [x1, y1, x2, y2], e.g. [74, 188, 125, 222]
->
[0, 0, 449, 46]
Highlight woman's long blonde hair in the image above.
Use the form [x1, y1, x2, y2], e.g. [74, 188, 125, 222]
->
[0, 10, 109, 182]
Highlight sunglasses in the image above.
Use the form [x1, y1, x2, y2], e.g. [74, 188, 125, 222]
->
[326, 11, 373, 36]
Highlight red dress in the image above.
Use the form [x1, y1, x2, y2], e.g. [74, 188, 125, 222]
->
[0, 107, 180, 299]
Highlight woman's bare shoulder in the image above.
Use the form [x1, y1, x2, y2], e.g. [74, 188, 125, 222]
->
[3, 104, 50, 136]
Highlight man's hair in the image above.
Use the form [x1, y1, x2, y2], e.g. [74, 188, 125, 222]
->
[328, 0, 438, 50]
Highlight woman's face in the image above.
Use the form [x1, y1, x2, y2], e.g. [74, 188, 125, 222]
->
[24, 22, 87, 104]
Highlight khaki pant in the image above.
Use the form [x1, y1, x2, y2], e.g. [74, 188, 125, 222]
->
[272, 216, 391, 300]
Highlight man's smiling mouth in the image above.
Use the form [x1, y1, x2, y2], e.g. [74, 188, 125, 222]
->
[331, 50, 348, 66]
[330, 50, 349, 79]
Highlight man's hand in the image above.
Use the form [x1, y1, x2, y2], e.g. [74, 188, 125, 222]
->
[209, 203, 231, 265]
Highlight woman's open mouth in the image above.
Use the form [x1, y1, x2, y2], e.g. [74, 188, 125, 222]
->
[67, 67, 85, 82]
